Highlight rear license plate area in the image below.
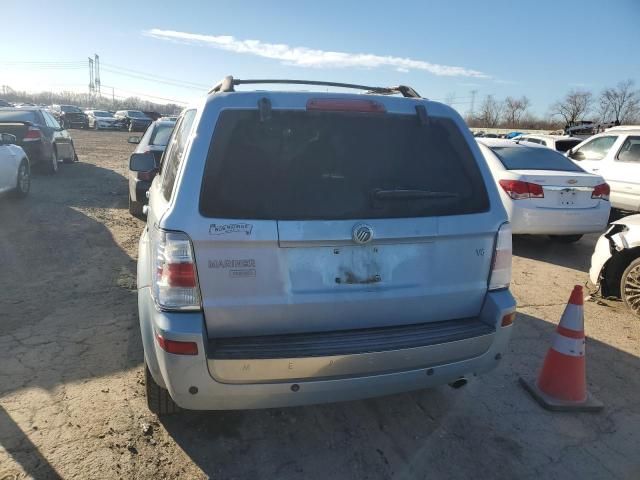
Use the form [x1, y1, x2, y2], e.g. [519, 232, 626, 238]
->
[558, 189, 577, 206]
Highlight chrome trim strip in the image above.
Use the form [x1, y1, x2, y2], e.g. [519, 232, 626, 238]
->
[542, 186, 594, 192]
[208, 333, 494, 384]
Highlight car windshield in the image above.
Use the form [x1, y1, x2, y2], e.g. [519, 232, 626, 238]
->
[555, 139, 582, 152]
[93, 111, 112, 117]
[200, 110, 489, 220]
[128, 111, 147, 118]
[61, 106, 82, 113]
[149, 123, 175, 146]
[0, 110, 38, 123]
[491, 146, 583, 171]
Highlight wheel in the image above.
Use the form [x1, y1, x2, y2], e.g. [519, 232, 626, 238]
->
[13, 160, 30, 198]
[45, 149, 58, 175]
[549, 234, 583, 243]
[621, 257, 640, 317]
[145, 363, 179, 416]
[129, 196, 145, 218]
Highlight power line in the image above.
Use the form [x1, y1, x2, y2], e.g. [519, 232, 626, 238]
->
[101, 62, 208, 89]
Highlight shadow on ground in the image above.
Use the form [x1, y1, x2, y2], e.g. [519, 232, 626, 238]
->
[513, 234, 599, 273]
[161, 312, 640, 479]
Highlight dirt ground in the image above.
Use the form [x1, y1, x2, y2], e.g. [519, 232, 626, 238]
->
[1, 130, 639, 480]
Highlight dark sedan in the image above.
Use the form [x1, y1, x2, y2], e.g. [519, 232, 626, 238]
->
[50, 105, 89, 129]
[126, 119, 175, 216]
[114, 110, 153, 132]
[0, 107, 77, 174]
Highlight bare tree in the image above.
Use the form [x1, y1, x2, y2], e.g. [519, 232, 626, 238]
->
[477, 95, 503, 127]
[598, 80, 640, 124]
[551, 89, 593, 125]
[502, 96, 530, 127]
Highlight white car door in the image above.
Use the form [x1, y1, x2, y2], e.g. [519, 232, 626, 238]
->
[607, 135, 640, 212]
[0, 143, 17, 192]
[570, 135, 620, 173]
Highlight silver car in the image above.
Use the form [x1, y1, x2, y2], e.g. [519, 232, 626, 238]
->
[133, 77, 516, 415]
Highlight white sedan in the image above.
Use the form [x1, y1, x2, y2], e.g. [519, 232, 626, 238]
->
[477, 138, 610, 242]
[0, 133, 30, 198]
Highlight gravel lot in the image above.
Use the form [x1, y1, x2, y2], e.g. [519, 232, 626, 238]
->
[1, 130, 639, 479]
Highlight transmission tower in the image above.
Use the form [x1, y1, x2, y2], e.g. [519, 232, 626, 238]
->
[94, 54, 101, 95]
[469, 89, 477, 118]
[88, 57, 95, 94]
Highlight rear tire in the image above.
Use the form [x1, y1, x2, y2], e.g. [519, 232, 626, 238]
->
[129, 196, 144, 218]
[45, 149, 58, 175]
[549, 234, 583, 243]
[145, 363, 179, 416]
[621, 257, 640, 318]
[13, 160, 30, 198]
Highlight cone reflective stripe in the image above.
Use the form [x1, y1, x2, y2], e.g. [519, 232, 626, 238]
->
[519, 285, 603, 412]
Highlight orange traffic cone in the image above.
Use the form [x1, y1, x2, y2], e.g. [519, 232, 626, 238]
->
[520, 285, 603, 412]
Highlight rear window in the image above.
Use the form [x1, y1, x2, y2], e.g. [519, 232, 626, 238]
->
[61, 105, 82, 113]
[555, 139, 581, 152]
[149, 123, 175, 146]
[0, 110, 38, 123]
[200, 110, 489, 220]
[491, 146, 583, 172]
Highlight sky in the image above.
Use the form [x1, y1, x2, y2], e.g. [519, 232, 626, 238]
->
[1, 0, 638, 116]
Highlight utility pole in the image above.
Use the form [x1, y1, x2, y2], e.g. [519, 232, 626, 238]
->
[111, 87, 115, 106]
[94, 54, 101, 95]
[88, 57, 94, 94]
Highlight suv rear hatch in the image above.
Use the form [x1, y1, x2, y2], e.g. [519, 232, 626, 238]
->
[194, 100, 497, 338]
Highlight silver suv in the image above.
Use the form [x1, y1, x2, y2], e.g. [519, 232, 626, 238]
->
[133, 77, 516, 415]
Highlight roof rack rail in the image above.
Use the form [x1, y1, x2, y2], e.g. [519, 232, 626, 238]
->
[208, 76, 421, 98]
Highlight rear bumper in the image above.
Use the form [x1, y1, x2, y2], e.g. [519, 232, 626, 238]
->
[139, 288, 516, 410]
[20, 141, 46, 164]
[508, 202, 610, 235]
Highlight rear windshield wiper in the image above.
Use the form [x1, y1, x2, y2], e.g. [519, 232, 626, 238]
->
[373, 189, 459, 200]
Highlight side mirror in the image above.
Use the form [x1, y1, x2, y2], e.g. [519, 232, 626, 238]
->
[129, 152, 156, 172]
[570, 150, 585, 161]
[0, 133, 17, 145]
[127, 136, 141, 144]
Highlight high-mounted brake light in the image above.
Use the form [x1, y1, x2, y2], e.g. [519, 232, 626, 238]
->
[306, 98, 386, 113]
[592, 183, 610, 201]
[23, 126, 42, 142]
[153, 231, 201, 311]
[489, 223, 512, 291]
[499, 179, 544, 200]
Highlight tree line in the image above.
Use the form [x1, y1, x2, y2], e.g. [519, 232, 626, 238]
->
[0, 88, 183, 115]
[464, 79, 639, 130]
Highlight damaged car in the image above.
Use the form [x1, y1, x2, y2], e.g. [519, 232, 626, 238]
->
[590, 214, 640, 316]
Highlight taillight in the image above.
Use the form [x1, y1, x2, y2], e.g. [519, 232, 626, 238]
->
[306, 98, 386, 113]
[156, 334, 198, 355]
[489, 223, 512, 291]
[592, 183, 610, 201]
[23, 126, 42, 142]
[501, 312, 516, 327]
[153, 231, 201, 310]
[499, 179, 544, 199]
